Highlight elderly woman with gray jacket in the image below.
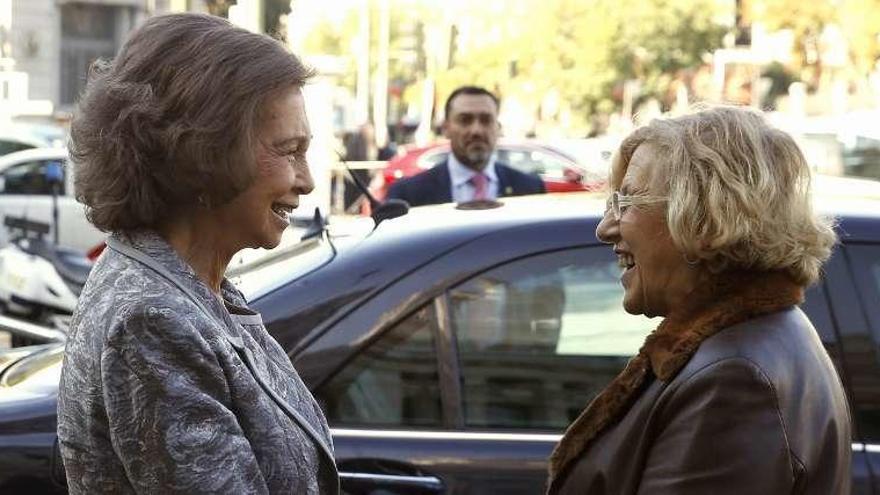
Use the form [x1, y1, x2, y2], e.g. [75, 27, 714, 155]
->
[56, 14, 338, 494]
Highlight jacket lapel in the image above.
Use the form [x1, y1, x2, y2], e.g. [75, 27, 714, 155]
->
[225, 334, 338, 478]
[108, 232, 340, 490]
[494, 163, 514, 197]
[546, 271, 804, 493]
[433, 161, 453, 204]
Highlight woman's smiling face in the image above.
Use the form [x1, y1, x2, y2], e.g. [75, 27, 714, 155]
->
[215, 86, 314, 251]
[596, 143, 703, 318]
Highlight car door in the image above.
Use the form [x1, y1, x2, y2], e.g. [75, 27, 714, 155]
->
[442, 246, 655, 493]
[827, 242, 880, 493]
[302, 220, 655, 494]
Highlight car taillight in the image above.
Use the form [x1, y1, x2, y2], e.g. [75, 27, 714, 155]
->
[86, 242, 106, 262]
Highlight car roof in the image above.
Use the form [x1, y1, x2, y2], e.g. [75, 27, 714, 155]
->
[0, 147, 69, 171]
[256, 177, 880, 347]
[276, 174, 880, 295]
[377, 174, 880, 237]
[299, 173, 880, 282]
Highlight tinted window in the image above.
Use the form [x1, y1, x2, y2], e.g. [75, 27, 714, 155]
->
[0, 160, 65, 195]
[317, 303, 442, 427]
[0, 140, 34, 156]
[845, 243, 880, 441]
[229, 237, 335, 300]
[449, 248, 656, 430]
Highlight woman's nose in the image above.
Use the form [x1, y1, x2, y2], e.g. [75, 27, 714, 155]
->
[595, 209, 618, 244]
[296, 162, 315, 195]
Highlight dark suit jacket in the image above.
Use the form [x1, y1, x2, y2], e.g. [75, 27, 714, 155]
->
[386, 160, 545, 207]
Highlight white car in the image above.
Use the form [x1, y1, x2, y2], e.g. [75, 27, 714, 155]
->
[0, 148, 104, 254]
[0, 123, 66, 157]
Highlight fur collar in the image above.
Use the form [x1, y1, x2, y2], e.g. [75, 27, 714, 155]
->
[546, 271, 804, 493]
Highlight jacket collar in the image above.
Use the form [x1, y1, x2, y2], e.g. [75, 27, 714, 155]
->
[110, 230, 246, 322]
[546, 271, 804, 493]
[437, 159, 514, 199]
[447, 153, 499, 188]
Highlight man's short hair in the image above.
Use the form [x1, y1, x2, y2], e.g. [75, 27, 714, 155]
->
[444, 86, 500, 120]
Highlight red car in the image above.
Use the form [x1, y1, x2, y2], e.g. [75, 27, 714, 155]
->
[369, 140, 606, 203]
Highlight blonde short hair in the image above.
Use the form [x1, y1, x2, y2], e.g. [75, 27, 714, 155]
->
[611, 105, 836, 286]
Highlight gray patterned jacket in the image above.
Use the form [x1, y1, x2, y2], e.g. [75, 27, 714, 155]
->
[57, 231, 339, 494]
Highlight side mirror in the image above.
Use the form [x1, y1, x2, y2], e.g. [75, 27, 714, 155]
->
[372, 199, 409, 225]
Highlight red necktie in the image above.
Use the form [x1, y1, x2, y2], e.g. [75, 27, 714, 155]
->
[470, 173, 488, 201]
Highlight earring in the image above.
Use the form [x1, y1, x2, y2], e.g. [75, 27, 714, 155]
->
[683, 253, 700, 267]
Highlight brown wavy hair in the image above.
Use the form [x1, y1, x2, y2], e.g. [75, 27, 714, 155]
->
[70, 13, 315, 232]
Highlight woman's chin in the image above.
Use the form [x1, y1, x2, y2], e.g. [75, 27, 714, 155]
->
[258, 233, 284, 250]
[621, 293, 644, 316]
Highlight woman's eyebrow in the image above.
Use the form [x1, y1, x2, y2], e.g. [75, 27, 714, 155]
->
[272, 135, 312, 148]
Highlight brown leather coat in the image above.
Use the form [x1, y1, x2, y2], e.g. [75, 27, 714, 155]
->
[547, 273, 851, 495]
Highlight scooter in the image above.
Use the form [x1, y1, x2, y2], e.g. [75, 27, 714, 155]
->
[0, 162, 93, 345]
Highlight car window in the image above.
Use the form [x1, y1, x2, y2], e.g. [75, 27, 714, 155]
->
[497, 148, 572, 178]
[316, 303, 443, 427]
[0, 160, 66, 195]
[449, 247, 656, 430]
[845, 243, 880, 442]
[229, 237, 335, 300]
[0, 140, 35, 156]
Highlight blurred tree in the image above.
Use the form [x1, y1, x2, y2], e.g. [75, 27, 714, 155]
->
[753, 0, 880, 91]
[761, 62, 799, 109]
[838, 0, 880, 77]
[754, 0, 836, 88]
[438, 0, 725, 122]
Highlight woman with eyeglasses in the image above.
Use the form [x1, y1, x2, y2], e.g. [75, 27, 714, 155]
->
[546, 106, 851, 494]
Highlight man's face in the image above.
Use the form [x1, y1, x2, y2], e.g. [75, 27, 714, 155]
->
[443, 93, 499, 171]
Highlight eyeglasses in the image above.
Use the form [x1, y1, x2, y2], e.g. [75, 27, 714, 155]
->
[605, 191, 667, 221]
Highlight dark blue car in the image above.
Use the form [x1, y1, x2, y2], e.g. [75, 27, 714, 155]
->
[1, 178, 880, 494]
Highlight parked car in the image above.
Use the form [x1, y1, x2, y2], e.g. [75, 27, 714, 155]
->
[370, 140, 606, 202]
[0, 124, 66, 157]
[1, 178, 880, 494]
[0, 148, 105, 254]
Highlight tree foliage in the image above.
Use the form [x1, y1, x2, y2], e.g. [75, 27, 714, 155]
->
[753, 0, 880, 83]
[437, 0, 725, 119]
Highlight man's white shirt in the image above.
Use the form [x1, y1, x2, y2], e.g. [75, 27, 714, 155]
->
[448, 153, 499, 203]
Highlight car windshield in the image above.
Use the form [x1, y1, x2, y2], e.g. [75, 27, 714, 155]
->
[228, 237, 335, 301]
[228, 218, 374, 301]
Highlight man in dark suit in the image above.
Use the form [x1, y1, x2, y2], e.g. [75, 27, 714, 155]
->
[387, 86, 545, 207]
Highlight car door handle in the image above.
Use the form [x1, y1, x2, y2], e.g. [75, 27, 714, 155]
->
[339, 471, 445, 494]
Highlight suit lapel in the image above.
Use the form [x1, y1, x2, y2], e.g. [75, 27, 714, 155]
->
[494, 163, 513, 197]
[226, 334, 339, 476]
[433, 161, 453, 204]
